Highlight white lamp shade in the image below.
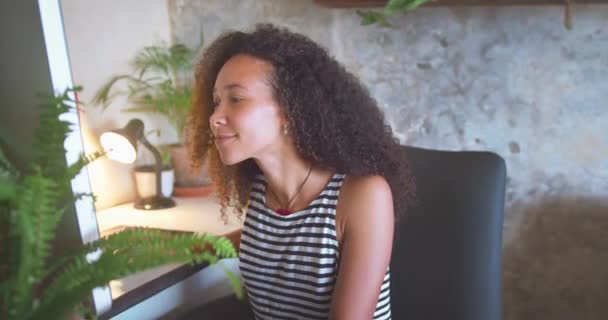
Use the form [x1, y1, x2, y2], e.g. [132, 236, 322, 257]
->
[100, 132, 137, 164]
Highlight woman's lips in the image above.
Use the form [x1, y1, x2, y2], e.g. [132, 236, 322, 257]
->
[215, 135, 237, 146]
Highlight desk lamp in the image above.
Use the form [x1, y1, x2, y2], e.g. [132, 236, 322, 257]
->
[100, 118, 176, 210]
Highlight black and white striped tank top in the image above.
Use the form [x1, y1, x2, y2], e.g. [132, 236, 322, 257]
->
[239, 172, 392, 319]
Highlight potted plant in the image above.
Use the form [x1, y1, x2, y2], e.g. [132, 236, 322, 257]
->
[0, 88, 241, 320]
[92, 43, 211, 197]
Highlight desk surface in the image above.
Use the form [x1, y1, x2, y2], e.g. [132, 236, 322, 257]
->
[95, 196, 242, 310]
[97, 196, 242, 237]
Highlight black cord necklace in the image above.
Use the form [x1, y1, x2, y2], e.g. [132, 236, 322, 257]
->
[268, 165, 313, 216]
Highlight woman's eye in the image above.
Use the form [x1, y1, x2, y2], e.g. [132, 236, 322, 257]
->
[230, 96, 242, 103]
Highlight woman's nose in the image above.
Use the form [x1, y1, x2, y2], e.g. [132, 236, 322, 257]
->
[209, 109, 226, 128]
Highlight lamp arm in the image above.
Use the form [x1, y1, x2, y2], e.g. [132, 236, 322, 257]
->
[138, 135, 163, 197]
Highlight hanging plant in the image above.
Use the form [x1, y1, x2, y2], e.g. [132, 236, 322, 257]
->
[358, 0, 432, 26]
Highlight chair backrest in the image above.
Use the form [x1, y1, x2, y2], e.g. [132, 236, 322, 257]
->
[390, 146, 506, 320]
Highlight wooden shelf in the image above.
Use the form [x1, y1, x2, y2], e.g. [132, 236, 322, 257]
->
[314, 0, 608, 8]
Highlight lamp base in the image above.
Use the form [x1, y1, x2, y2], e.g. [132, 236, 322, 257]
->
[134, 196, 176, 210]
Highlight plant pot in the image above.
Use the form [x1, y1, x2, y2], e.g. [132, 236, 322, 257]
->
[174, 184, 214, 198]
[168, 143, 212, 189]
[134, 165, 174, 198]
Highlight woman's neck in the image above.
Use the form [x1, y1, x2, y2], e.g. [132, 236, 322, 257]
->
[252, 140, 333, 211]
[256, 156, 314, 206]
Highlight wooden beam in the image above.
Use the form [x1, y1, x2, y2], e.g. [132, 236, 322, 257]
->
[314, 0, 608, 8]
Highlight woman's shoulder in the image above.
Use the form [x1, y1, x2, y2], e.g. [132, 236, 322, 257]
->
[341, 175, 391, 201]
[338, 175, 394, 222]
[334, 174, 394, 246]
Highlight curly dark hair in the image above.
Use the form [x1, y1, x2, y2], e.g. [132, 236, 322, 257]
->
[187, 23, 415, 222]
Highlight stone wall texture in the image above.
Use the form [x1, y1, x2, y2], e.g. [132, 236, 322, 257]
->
[169, 1, 608, 318]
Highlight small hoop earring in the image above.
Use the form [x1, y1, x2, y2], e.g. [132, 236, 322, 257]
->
[283, 124, 289, 135]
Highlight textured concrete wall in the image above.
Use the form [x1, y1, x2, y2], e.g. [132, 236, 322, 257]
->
[169, 1, 608, 318]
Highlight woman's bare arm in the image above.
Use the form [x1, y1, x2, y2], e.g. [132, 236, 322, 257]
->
[330, 175, 394, 320]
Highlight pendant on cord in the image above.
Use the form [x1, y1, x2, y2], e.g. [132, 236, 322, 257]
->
[275, 208, 292, 216]
[268, 165, 313, 217]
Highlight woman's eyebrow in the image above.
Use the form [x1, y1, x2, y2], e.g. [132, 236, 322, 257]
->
[213, 83, 248, 93]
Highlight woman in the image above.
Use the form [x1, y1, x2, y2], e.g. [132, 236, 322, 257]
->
[188, 24, 415, 320]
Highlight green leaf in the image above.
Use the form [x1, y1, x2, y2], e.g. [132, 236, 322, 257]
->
[362, 10, 391, 27]
[9, 172, 60, 319]
[92, 75, 151, 108]
[121, 105, 159, 113]
[219, 264, 244, 300]
[35, 228, 238, 319]
[92, 42, 196, 138]
[357, 10, 385, 26]
[31, 87, 86, 181]
[384, 0, 430, 15]
[63, 151, 105, 184]
[0, 143, 18, 182]
[359, 0, 430, 26]
[0, 175, 16, 201]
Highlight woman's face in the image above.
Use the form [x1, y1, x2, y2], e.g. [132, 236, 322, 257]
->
[210, 54, 285, 165]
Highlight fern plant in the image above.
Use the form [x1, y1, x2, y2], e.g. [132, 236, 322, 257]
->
[0, 88, 241, 320]
[92, 43, 196, 140]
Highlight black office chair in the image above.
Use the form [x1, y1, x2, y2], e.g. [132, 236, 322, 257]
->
[391, 146, 506, 320]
